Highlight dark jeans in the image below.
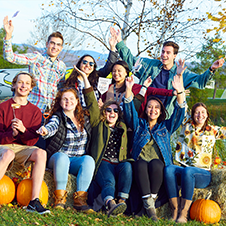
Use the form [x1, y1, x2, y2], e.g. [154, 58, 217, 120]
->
[95, 160, 132, 203]
[133, 158, 164, 196]
[164, 165, 211, 200]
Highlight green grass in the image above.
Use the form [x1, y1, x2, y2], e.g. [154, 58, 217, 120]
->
[0, 205, 225, 226]
[205, 88, 225, 99]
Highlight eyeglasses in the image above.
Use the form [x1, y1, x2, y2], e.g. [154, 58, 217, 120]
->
[106, 108, 119, 113]
[49, 41, 62, 47]
[82, 60, 95, 67]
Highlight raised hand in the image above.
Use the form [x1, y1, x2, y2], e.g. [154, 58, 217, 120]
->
[125, 76, 134, 90]
[3, 16, 14, 39]
[176, 59, 187, 75]
[110, 27, 122, 43]
[172, 73, 184, 94]
[143, 76, 152, 88]
[211, 58, 225, 70]
[36, 126, 48, 136]
[74, 65, 86, 78]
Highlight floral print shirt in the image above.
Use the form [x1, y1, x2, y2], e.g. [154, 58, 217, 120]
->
[175, 117, 226, 170]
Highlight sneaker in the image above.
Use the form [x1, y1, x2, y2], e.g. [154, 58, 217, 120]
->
[26, 198, 50, 215]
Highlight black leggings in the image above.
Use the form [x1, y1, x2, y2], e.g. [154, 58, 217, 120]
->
[133, 158, 164, 196]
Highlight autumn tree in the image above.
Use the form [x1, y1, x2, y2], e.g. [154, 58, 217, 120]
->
[206, 0, 226, 34]
[32, 0, 221, 59]
[188, 34, 226, 102]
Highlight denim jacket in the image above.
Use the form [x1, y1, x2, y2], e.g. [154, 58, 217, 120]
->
[123, 98, 185, 166]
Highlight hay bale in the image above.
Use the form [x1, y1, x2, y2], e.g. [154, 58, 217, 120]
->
[44, 169, 77, 208]
[5, 162, 77, 208]
[156, 168, 226, 220]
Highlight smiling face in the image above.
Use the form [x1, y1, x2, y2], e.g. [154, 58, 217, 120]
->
[193, 106, 208, 128]
[46, 37, 63, 60]
[112, 64, 127, 85]
[60, 91, 78, 113]
[105, 104, 119, 127]
[13, 74, 33, 97]
[145, 99, 161, 123]
[160, 46, 177, 70]
[79, 56, 95, 76]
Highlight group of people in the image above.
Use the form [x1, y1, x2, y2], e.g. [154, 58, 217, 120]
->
[0, 16, 226, 223]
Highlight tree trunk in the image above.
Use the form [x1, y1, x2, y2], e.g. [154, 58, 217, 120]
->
[213, 81, 218, 99]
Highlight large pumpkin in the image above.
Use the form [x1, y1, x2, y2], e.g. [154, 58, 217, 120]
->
[16, 179, 48, 206]
[0, 175, 16, 204]
[190, 193, 221, 223]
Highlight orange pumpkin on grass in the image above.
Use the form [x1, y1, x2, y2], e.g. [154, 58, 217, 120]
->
[190, 192, 221, 223]
[16, 179, 48, 206]
[0, 175, 16, 204]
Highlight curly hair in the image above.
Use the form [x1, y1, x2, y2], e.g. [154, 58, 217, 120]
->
[64, 55, 98, 89]
[142, 96, 168, 124]
[11, 72, 36, 92]
[191, 102, 210, 131]
[99, 100, 123, 124]
[49, 87, 89, 131]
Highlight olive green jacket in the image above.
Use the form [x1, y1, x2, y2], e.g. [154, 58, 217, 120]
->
[83, 87, 131, 175]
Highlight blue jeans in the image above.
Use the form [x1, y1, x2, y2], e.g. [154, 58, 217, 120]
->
[48, 152, 95, 191]
[164, 165, 211, 200]
[95, 160, 132, 203]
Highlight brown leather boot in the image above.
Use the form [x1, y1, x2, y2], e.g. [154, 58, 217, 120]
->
[176, 198, 192, 223]
[73, 191, 95, 213]
[53, 190, 67, 209]
[169, 197, 180, 221]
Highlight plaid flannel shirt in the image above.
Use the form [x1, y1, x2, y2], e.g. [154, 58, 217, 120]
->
[44, 113, 88, 157]
[77, 79, 99, 108]
[3, 39, 66, 113]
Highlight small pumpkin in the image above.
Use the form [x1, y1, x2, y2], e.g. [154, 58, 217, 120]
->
[0, 175, 16, 204]
[190, 192, 221, 223]
[16, 179, 48, 206]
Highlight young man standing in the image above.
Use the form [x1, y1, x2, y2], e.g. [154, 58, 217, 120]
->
[111, 28, 225, 117]
[0, 72, 50, 214]
[3, 16, 66, 113]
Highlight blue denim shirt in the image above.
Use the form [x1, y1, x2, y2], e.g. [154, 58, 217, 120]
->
[123, 98, 185, 166]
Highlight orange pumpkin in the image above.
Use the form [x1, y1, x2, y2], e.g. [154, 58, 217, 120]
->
[16, 179, 48, 206]
[190, 193, 221, 223]
[0, 175, 16, 204]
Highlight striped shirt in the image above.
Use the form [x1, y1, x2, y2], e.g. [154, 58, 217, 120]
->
[44, 112, 88, 157]
[3, 39, 66, 113]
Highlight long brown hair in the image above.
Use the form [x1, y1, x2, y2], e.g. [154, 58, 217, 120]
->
[64, 55, 98, 89]
[49, 87, 89, 131]
[191, 102, 210, 131]
[143, 96, 168, 124]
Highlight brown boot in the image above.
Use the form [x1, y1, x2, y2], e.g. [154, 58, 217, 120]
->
[53, 190, 67, 209]
[107, 199, 127, 217]
[176, 198, 192, 223]
[169, 197, 180, 221]
[73, 191, 95, 213]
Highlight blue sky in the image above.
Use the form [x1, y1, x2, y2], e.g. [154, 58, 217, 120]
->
[0, 0, 44, 44]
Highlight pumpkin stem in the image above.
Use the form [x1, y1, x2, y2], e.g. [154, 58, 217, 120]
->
[205, 191, 212, 200]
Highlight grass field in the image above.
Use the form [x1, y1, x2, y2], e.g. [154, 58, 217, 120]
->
[0, 205, 225, 226]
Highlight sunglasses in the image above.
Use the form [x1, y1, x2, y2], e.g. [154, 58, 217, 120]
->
[82, 60, 95, 67]
[106, 107, 119, 113]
